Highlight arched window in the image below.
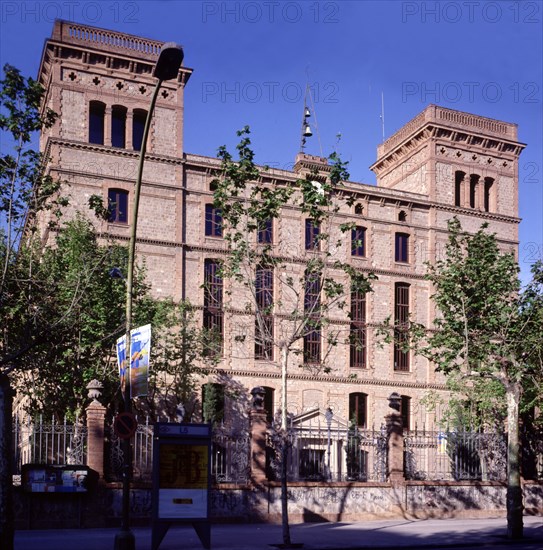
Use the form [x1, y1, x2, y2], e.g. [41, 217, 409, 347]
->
[349, 392, 367, 427]
[484, 177, 494, 212]
[398, 210, 407, 222]
[469, 174, 480, 208]
[111, 105, 127, 148]
[89, 101, 105, 144]
[108, 188, 128, 224]
[132, 108, 147, 151]
[262, 386, 275, 423]
[355, 203, 364, 215]
[455, 171, 465, 207]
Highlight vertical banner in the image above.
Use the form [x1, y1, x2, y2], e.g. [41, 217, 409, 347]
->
[116, 335, 127, 389]
[130, 323, 151, 398]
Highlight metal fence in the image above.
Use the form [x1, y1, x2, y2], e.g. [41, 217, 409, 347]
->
[106, 416, 251, 484]
[403, 428, 508, 481]
[267, 422, 388, 483]
[12, 415, 87, 474]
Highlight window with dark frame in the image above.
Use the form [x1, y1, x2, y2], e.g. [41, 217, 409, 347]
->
[111, 105, 127, 148]
[205, 204, 223, 237]
[203, 259, 223, 356]
[455, 171, 465, 207]
[257, 218, 273, 244]
[350, 289, 366, 368]
[89, 101, 105, 145]
[303, 270, 321, 364]
[394, 282, 410, 372]
[349, 392, 367, 428]
[395, 233, 409, 263]
[351, 226, 366, 257]
[132, 108, 147, 151]
[305, 219, 320, 250]
[107, 189, 128, 224]
[255, 266, 274, 360]
[469, 174, 479, 208]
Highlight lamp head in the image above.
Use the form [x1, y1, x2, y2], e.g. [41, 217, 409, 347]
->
[154, 42, 184, 81]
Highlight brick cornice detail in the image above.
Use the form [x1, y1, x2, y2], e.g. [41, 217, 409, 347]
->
[44, 137, 184, 166]
[208, 367, 447, 391]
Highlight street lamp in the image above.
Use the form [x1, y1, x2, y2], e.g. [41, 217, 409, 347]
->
[324, 407, 333, 480]
[114, 42, 183, 550]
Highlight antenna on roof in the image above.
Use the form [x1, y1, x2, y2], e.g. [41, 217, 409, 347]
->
[380, 91, 386, 142]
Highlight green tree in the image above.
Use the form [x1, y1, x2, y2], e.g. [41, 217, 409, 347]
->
[410, 218, 543, 539]
[211, 128, 375, 546]
[140, 300, 212, 422]
[0, 63, 63, 550]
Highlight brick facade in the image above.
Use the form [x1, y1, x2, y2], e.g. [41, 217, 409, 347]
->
[37, 21, 525, 429]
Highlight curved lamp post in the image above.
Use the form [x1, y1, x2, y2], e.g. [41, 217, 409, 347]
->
[114, 42, 183, 550]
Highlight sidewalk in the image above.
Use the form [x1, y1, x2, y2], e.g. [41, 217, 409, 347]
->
[14, 516, 543, 550]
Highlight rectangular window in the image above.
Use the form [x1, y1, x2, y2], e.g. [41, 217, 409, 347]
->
[394, 283, 410, 371]
[205, 204, 222, 237]
[350, 290, 366, 368]
[255, 267, 273, 360]
[305, 219, 320, 250]
[351, 226, 366, 257]
[395, 233, 409, 263]
[257, 219, 273, 244]
[303, 271, 321, 364]
[108, 189, 128, 224]
[203, 260, 223, 356]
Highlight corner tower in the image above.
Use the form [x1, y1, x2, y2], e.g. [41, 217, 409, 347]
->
[37, 21, 193, 300]
[370, 105, 525, 220]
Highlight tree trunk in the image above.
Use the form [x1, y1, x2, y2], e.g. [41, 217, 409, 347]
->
[506, 382, 523, 539]
[280, 346, 292, 547]
[0, 373, 14, 550]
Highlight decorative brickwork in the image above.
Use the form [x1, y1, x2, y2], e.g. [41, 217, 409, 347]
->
[36, 22, 525, 430]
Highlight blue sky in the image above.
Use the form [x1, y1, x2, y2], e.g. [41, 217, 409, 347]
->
[1, 0, 541, 282]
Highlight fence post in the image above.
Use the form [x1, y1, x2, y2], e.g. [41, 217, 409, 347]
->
[86, 380, 106, 479]
[249, 387, 268, 485]
[386, 392, 405, 484]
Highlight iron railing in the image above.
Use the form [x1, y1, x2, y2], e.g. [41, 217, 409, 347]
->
[105, 416, 251, 484]
[267, 421, 388, 482]
[12, 415, 87, 474]
[403, 428, 508, 481]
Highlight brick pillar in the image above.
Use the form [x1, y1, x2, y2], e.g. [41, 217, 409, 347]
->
[249, 387, 268, 485]
[386, 392, 405, 485]
[86, 381, 106, 478]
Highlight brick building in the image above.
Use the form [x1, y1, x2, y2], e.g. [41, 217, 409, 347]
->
[36, 21, 525, 430]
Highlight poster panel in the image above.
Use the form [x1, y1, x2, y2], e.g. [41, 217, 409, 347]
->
[158, 443, 208, 519]
[130, 323, 151, 397]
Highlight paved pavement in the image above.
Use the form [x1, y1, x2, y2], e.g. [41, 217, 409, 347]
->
[14, 516, 543, 550]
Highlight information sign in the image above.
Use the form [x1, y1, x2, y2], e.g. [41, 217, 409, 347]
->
[151, 423, 211, 550]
